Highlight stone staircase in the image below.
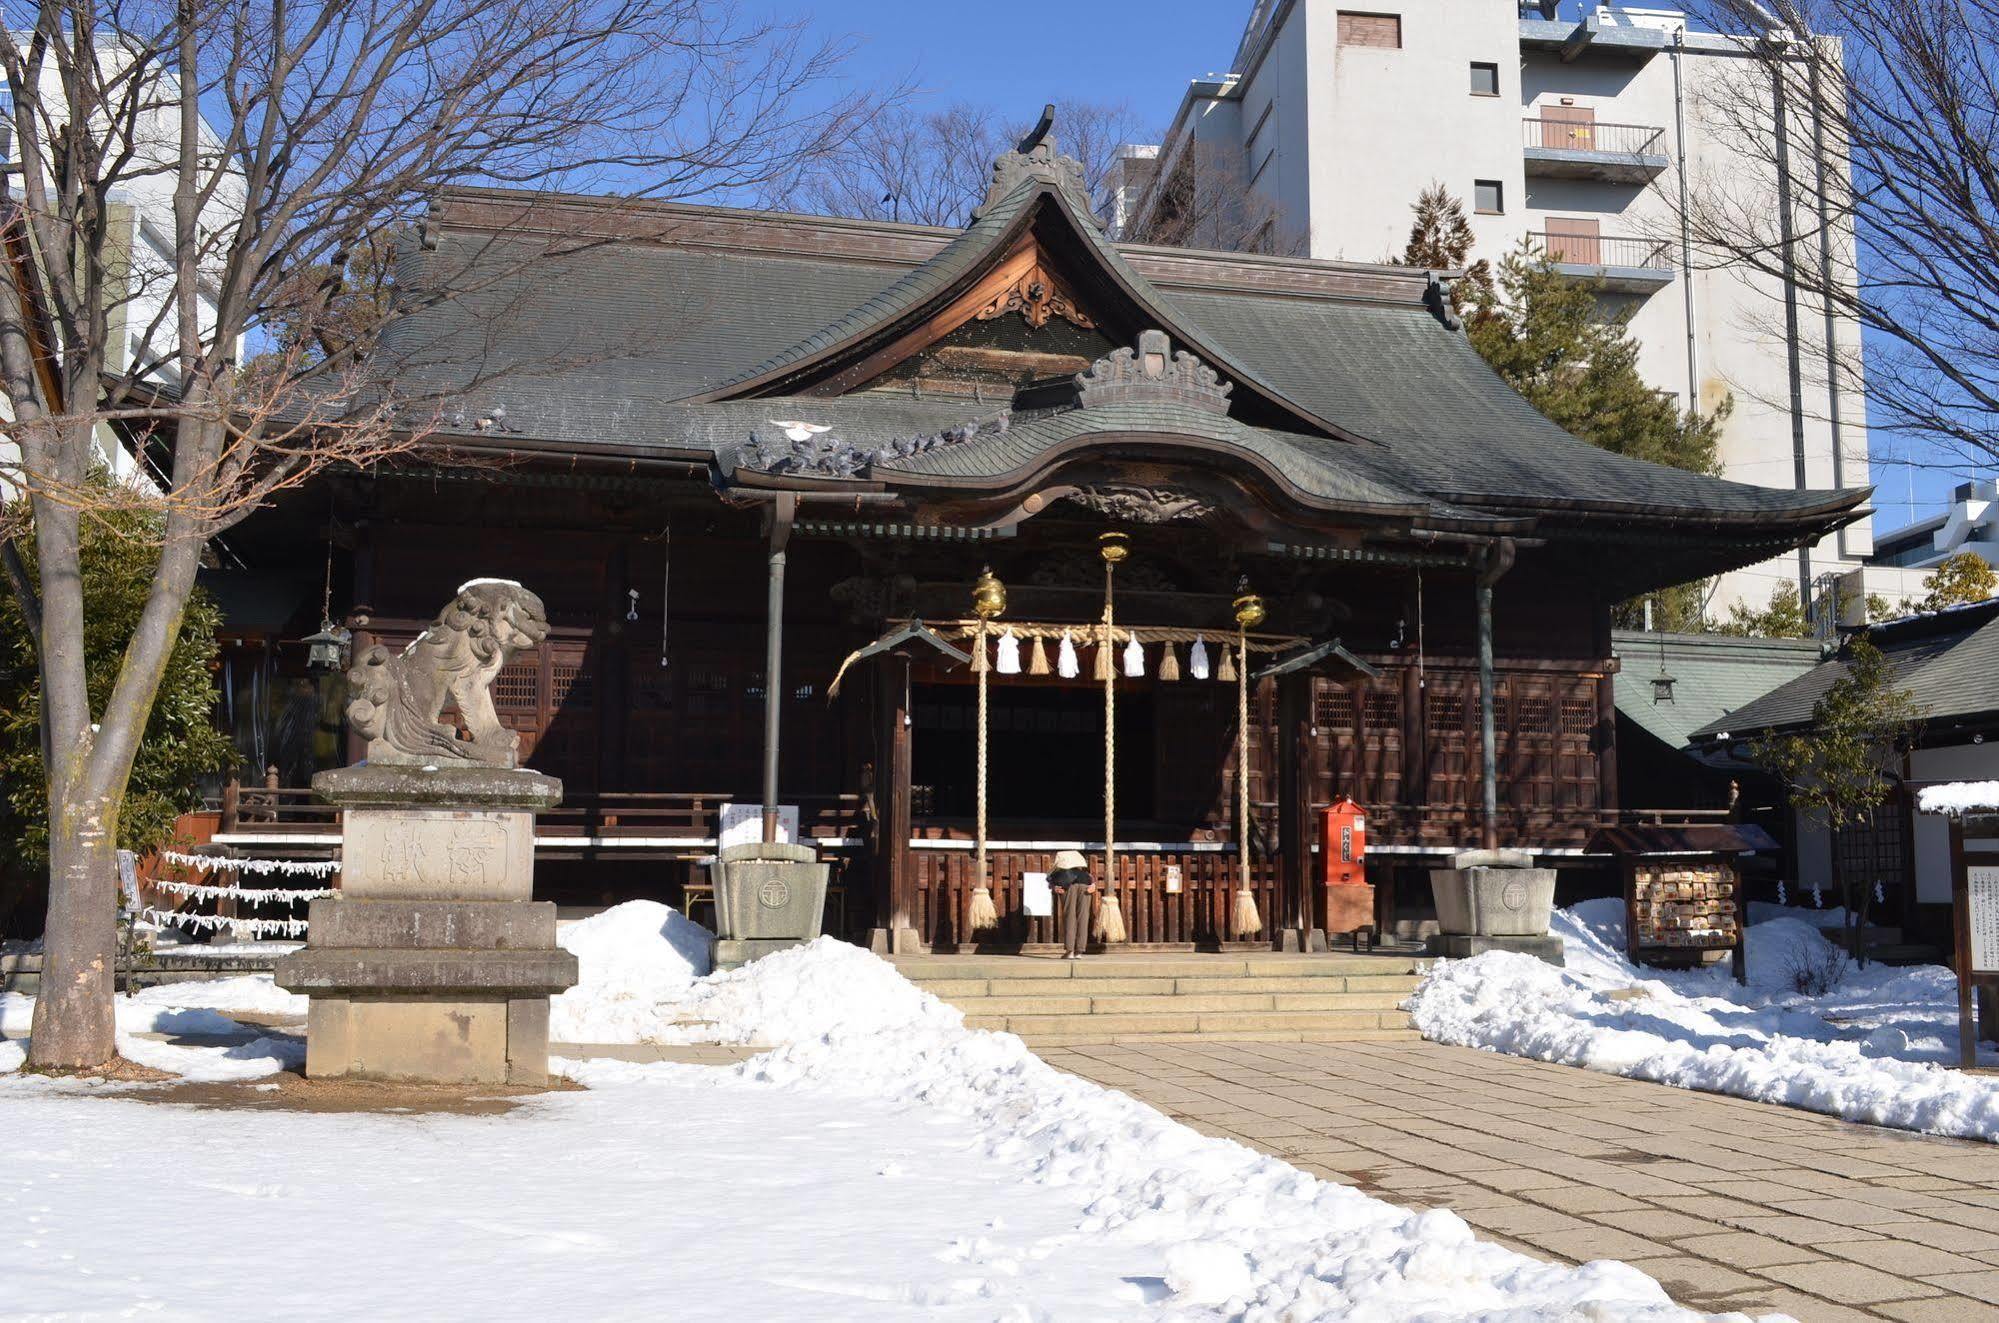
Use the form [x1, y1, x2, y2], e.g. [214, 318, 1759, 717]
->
[891, 953, 1429, 1046]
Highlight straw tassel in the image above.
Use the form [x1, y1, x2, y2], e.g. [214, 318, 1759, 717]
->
[1097, 889, 1127, 944]
[1028, 634, 1050, 676]
[1093, 635, 1113, 681]
[968, 885, 999, 936]
[1232, 886, 1263, 938]
[1159, 642, 1181, 681]
[971, 634, 988, 673]
[1217, 644, 1237, 683]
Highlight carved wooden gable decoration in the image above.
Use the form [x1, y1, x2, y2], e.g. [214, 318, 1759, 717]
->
[696, 138, 1353, 443]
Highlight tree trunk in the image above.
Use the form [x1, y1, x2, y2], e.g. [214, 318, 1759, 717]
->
[27, 793, 119, 1067]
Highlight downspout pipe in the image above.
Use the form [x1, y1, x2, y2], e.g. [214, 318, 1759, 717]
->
[1806, 38, 1849, 559]
[1771, 54, 1813, 611]
[1671, 26, 1700, 411]
[762, 493, 797, 844]
[1475, 538, 1517, 852]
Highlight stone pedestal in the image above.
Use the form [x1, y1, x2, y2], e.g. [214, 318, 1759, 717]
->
[1426, 933, 1567, 966]
[277, 765, 576, 1085]
[710, 841, 829, 971]
[1428, 849, 1563, 967]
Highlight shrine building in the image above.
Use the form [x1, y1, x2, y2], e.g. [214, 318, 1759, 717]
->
[204, 126, 1866, 953]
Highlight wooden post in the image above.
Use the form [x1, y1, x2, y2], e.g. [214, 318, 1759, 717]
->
[871, 653, 917, 954]
[1276, 672, 1321, 952]
[1952, 818, 1976, 1069]
[1474, 542, 1516, 850]
[1595, 663, 1619, 823]
[760, 495, 797, 845]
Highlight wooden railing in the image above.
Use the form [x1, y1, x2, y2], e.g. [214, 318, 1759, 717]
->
[211, 780, 867, 846]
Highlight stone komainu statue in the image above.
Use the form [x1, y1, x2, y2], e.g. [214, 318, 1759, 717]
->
[347, 580, 549, 768]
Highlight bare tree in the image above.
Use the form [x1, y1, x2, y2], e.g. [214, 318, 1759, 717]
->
[783, 97, 1146, 230]
[0, 0, 881, 1070]
[1118, 130, 1302, 256]
[1678, 1, 1999, 473]
[787, 102, 1006, 227]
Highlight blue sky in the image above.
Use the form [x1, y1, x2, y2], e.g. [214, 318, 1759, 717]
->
[817, 1, 1239, 139]
[802, 1, 1970, 533]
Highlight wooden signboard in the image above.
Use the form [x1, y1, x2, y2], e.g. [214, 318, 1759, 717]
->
[1947, 817, 1999, 1068]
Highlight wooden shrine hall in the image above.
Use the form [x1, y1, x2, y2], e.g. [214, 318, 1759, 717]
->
[216, 117, 1867, 954]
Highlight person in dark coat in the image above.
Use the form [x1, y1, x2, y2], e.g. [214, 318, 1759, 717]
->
[1048, 849, 1094, 958]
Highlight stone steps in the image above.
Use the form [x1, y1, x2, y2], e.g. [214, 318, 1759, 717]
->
[894, 952, 1429, 1044]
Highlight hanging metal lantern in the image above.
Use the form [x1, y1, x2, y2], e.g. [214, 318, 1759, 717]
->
[971, 566, 1007, 620]
[1651, 667, 1678, 704]
[303, 619, 351, 675]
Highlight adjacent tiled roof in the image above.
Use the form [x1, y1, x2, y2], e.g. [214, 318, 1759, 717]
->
[1611, 630, 1826, 751]
[1690, 599, 1999, 739]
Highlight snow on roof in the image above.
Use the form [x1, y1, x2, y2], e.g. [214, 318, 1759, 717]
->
[1918, 781, 1999, 816]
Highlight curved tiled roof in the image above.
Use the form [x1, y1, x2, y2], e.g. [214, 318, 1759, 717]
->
[388, 176, 1866, 537]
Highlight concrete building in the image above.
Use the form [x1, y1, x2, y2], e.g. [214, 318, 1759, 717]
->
[0, 45, 241, 489]
[1118, 0, 1876, 619]
[1873, 480, 1999, 574]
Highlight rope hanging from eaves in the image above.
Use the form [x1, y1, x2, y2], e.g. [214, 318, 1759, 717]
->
[825, 618, 1305, 698]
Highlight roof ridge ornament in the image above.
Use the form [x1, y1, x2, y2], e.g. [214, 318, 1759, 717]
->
[1076, 330, 1233, 416]
[973, 102, 1104, 230]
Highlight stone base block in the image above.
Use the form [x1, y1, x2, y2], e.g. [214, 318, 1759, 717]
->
[278, 945, 578, 995]
[711, 937, 815, 971]
[306, 898, 558, 950]
[1426, 933, 1566, 966]
[304, 994, 554, 1085]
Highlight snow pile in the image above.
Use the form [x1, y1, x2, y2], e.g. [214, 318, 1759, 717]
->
[568, 942, 1715, 1321]
[663, 936, 962, 1046]
[547, 900, 712, 1044]
[1411, 898, 1999, 1141]
[128, 974, 306, 1019]
[1919, 780, 1999, 816]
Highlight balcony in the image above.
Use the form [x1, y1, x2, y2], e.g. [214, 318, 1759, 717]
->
[1522, 117, 1670, 183]
[1530, 231, 1676, 295]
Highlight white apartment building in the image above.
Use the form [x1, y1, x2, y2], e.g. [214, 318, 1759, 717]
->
[1118, 0, 1876, 620]
[0, 43, 241, 490]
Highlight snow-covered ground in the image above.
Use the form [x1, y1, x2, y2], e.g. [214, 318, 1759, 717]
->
[1410, 899, 1999, 1142]
[0, 904, 1751, 1321]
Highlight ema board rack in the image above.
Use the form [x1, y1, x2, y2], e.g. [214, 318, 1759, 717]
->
[1587, 824, 1776, 983]
[1630, 860, 1738, 950]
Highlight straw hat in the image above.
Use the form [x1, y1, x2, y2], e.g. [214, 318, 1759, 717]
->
[1052, 849, 1087, 871]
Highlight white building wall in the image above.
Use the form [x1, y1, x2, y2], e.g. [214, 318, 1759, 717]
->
[1911, 745, 1999, 904]
[1130, 0, 1875, 621]
[0, 45, 242, 498]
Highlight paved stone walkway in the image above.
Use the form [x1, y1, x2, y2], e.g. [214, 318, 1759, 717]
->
[1039, 1040, 1999, 1322]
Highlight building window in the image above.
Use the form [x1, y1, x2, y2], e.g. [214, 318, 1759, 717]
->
[1474, 179, 1504, 214]
[1337, 11, 1402, 48]
[1470, 62, 1500, 96]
